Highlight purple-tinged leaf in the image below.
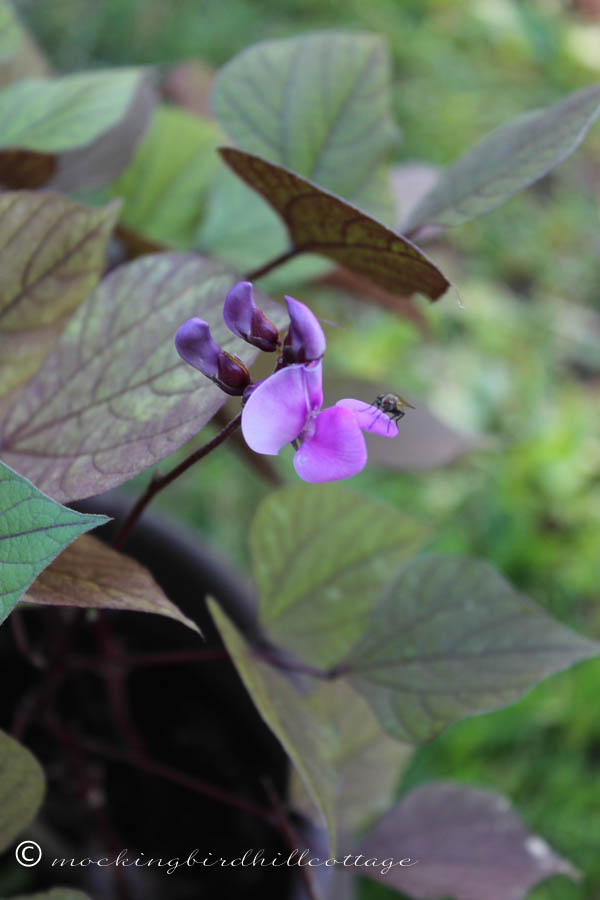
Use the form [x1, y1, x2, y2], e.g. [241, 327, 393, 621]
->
[341, 554, 599, 743]
[0, 192, 120, 401]
[213, 32, 397, 221]
[0, 460, 107, 625]
[403, 82, 600, 231]
[220, 147, 450, 301]
[356, 782, 579, 899]
[0, 254, 284, 502]
[24, 534, 199, 633]
[0, 728, 44, 852]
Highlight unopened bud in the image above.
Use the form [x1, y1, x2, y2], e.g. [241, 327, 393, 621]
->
[175, 318, 250, 396]
[223, 281, 280, 352]
[282, 295, 326, 364]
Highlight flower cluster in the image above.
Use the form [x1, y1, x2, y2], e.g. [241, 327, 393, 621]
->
[175, 283, 398, 483]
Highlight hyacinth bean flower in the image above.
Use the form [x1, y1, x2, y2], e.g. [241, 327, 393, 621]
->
[174, 317, 250, 395]
[241, 361, 398, 483]
[175, 282, 398, 483]
[223, 281, 279, 352]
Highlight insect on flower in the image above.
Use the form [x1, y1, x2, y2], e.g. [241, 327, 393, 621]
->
[370, 393, 416, 433]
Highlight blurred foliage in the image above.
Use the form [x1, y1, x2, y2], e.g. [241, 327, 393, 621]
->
[16, 0, 600, 897]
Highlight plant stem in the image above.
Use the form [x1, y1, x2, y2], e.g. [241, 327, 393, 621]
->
[113, 413, 242, 550]
[245, 247, 299, 281]
[68, 648, 230, 671]
[71, 733, 274, 823]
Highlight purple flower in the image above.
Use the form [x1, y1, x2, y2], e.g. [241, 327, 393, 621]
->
[223, 281, 280, 352]
[241, 363, 397, 483]
[174, 318, 250, 395]
[282, 295, 327, 364]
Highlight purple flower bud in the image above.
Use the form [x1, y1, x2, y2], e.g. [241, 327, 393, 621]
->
[223, 281, 280, 352]
[282, 295, 326, 364]
[175, 318, 250, 396]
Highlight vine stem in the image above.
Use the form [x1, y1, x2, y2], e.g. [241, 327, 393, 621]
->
[113, 413, 242, 550]
[59, 730, 274, 823]
[245, 247, 299, 281]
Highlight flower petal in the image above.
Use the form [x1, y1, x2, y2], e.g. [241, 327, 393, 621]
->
[294, 406, 367, 483]
[336, 398, 399, 438]
[175, 318, 220, 375]
[224, 281, 279, 352]
[283, 295, 326, 363]
[242, 364, 321, 455]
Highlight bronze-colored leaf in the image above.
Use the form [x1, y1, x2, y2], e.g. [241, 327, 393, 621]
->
[24, 534, 200, 633]
[219, 147, 450, 302]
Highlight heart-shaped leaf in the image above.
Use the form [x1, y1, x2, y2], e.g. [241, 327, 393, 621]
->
[0, 253, 284, 502]
[0, 729, 44, 852]
[403, 82, 600, 231]
[213, 32, 397, 221]
[0, 68, 155, 190]
[356, 782, 578, 899]
[209, 487, 425, 849]
[220, 147, 450, 301]
[341, 554, 599, 743]
[0, 192, 119, 401]
[250, 484, 428, 668]
[0, 461, 107, 623]
[110, 105, 221, 248]
[24, 534, 199, 633]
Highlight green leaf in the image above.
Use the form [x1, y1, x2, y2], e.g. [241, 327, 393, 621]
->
[250, 484, 428, 668]
[25, 534, 200, 633]
[209, 599, 339, 848]
[0, 254, 285, 502]
[213, 32, 397, 220]
[220, 147, 450, 301]
[11, 891, 91, 900]
[403, 82, 600, 230]
[341, 554, 599, 743]
[0, 729, 44, 851]
[0, 460, 107, 623]
[0, 192, 119, 401]
[357, 782, 579, 899]
[0, 69, 155, 191]
[110, 105, 221, 248]
[288, 680, 412, 833]
[0, 68, 150, 153]
[209, 603, 411, 850]
[210, 490, 419, 847]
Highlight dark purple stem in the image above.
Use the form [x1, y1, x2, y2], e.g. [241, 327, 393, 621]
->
[245, 247, 299, 281]
[113, 413, 242, 550]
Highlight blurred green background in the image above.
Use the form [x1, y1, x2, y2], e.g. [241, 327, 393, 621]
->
[16, 0, 600, 897]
